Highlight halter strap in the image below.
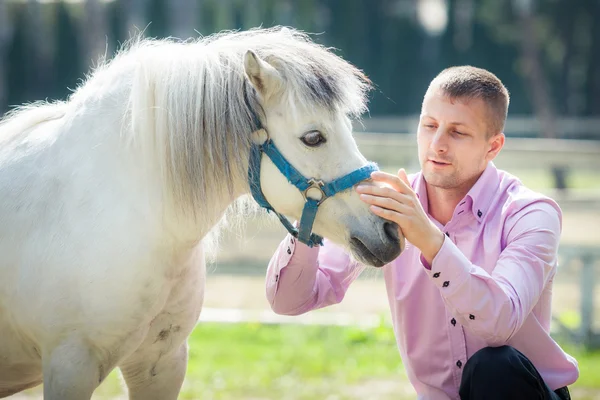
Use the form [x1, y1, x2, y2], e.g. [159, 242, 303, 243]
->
[248, 139, 378, 247]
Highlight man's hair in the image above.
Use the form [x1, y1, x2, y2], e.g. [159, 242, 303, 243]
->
[428, 66, 510, 137]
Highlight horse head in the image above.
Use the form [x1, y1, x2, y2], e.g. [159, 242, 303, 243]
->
[242, 31, 404, 267]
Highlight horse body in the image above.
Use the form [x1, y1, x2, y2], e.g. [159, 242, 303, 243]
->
[0, 27, 402, 399]
[0, 64, 224, 398]
[0, 77, 214, 398]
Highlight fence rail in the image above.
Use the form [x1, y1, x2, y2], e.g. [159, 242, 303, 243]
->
[353, 117, 600, 140]
[552, 246, 600, 349]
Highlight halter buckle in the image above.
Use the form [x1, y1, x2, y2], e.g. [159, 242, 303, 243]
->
[303, 178, 327, 205]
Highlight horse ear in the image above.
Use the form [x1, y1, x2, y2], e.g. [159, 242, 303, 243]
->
[244, 50, 282, 99]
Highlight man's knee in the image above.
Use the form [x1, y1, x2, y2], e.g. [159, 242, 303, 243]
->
[463, 345, 519, 377]
[460, 346, 554, 400]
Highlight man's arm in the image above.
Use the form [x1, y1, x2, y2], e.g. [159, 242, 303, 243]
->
[266, 234, 365, 315]
[422, 200, 561, 345]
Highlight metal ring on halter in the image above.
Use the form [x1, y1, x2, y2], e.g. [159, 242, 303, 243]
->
[302, 178, 327, 206]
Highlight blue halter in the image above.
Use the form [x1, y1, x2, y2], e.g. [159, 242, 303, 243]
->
[248, 138, 378, 247]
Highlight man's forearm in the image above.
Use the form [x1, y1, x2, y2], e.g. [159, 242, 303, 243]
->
[266, 235, 363, 315]
[266, 234, 321, 315]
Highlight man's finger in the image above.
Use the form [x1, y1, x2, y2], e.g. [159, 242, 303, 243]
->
[370, 170, 412, 194]
[397, 168, 410, 187]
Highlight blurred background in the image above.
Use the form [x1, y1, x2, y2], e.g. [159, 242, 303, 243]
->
[2, 0, 599, 399]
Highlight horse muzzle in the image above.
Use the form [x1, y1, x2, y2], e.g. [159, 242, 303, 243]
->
[349, 220, 403, 267]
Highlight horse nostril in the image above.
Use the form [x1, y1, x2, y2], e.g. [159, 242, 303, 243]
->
[383, 221, 400, 243]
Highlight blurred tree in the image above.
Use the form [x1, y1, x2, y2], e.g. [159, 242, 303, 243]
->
[147, 0, 167, 38]
[7, 5, 29, 108]
[291, 0, 317, 31]
[53, 0, 83, 102]
[273, 0, 293, 26]
[25, 0, 53, 100]
[241, 0, 263, 30]
[378, 0, 430, 115]
[81, 0, 109, 69]
[584, 0, 600, 116]
[3, 0, 599, 127]
[214, 0, 235, 31]
[122, 0, 148, 38]
[0, 0, 12, 114]
[167, 0, 199, 39]
[514, 0, 569, 190]
[108, 0, 126, 48]
[198, 0, 217, 35]
[513, 0, 557, 138]
[478, 0, 600, 122]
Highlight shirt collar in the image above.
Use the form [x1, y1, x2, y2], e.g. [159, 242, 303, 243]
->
[411, 162, 500, 223]
[464, 161, 500, 222]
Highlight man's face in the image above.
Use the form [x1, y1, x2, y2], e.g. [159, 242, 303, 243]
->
[417, 88, 503, 190]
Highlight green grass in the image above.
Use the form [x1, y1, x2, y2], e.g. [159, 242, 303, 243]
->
[181, 321, 406, 399]
[182, 323, 600, 400]
[19, 321, 600, 399]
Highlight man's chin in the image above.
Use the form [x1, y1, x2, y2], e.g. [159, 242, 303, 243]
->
[423, 171, 458, 189]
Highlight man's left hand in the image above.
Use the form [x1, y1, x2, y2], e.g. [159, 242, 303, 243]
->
[356, 169, 445, 265]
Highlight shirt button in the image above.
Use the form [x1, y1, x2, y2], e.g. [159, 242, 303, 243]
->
[451, 318, 456, 326]
[456, 360, 462, 368]
[443, 281, 450, 287]
[477, 209, 483, 218]
[287, 247, 291, 254]
[275, 274, 279, 282]
[433, 272, 440, 278]
[290, 237, 295, 244]
[469, 314, 475, 320]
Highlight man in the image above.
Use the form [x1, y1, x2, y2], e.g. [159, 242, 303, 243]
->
[265, 66, 579, 400]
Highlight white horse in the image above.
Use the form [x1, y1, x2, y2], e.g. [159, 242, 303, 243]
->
[0, 27, 403, 399]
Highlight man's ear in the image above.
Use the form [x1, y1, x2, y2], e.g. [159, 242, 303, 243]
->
[486, 132, 505, 161]
[244, 50, 283, 100]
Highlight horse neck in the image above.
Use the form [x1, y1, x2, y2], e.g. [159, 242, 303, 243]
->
[159, 146, 253, 247]
[68, 51, 256, 249]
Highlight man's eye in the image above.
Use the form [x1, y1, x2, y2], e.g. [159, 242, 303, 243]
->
[301, 130, 326, 147]
[454, 130, 465, 135]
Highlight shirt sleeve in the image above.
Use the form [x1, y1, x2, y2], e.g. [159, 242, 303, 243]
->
[421, 200, 562, 345]
[265, 234, 365, 315]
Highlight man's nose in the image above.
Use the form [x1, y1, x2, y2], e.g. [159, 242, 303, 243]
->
[430, 128, 448, 153]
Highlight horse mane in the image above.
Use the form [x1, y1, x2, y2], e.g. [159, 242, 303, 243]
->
[0, 27, 373, 224]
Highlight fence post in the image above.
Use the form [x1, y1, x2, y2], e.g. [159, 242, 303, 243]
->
[580, 251, 595, 348]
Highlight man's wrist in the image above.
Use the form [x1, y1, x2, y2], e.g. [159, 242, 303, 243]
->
[421, 227, 445, 265]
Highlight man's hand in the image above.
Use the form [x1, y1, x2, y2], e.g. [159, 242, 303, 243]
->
[356, 169, 445, 265]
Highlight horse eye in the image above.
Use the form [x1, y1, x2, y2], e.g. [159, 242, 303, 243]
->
[301, 130, 326, 147]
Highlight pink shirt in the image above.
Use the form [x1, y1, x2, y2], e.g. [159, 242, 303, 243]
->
[265, 162, 579, 400]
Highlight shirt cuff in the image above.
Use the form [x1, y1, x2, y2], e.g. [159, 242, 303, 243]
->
[420, 236, 472, 296]
[270, 233, 320, 282]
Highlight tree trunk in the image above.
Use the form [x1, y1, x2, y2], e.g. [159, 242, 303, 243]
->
[513, 0, 567, 191]
[513, 0, 557, 138]
[26, 0, 54, 100]
[0, 0, 12, 115]
[242, 0, 262, 30]
[557, 1, 576, 115]
[122, 0, 148, 38]
[82, 0, 108, 68]
[585, 0, 600, 116]
[453, 0, 474, 52]
[167, 0, 198, 39]
[215, 0, 234, 31]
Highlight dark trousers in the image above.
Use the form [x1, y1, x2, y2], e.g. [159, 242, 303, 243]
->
[459, 346, 571, 400]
